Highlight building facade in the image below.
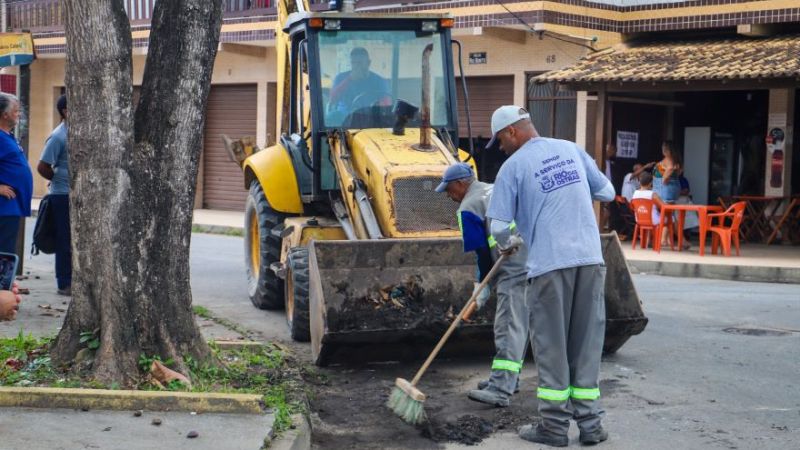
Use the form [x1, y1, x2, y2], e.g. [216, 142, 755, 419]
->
[4, 0, 799, 209]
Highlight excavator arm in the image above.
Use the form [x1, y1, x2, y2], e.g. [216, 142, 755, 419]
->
[275, 0, 310, 140]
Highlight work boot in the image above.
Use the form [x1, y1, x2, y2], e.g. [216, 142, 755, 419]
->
[518, 423, 568, 447]
[467, 387, 510, 407]
[477, 378, 520, 393]
[579, 426, 608, 445]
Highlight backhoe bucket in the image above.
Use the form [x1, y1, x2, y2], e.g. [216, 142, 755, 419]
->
[307, 234, 647, 366]
[307, 239, 496, 366]
[600, 232, 648, 354]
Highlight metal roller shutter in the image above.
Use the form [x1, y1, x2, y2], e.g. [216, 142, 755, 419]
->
[455, 75, 514, 139]
[202, 84, 257, 210]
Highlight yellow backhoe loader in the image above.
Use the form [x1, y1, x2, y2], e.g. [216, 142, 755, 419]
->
[225, 0, 647, 365]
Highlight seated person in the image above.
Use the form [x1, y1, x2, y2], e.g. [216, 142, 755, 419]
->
[328, 47, 390, 115]
[674, 174, 697, 247]
[632, 172, 669, 246]
[621, 161, 655, 202]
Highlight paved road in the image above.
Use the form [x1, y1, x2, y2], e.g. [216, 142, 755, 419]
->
[186, 233, 800, 449]
[7, 229, 800, 449]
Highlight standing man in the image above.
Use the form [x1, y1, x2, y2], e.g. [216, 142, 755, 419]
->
[485, 106, 614, 447]
[37, 94, 71, 296]
[434, 162, 529, 407]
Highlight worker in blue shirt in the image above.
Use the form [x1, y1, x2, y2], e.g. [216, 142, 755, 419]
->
[435, 162, 529, 407]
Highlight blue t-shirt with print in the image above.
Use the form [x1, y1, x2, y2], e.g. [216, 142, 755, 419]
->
[0, 130, 32, 217]
[486, 137, 613, 279]
[40, 122, 70, 195]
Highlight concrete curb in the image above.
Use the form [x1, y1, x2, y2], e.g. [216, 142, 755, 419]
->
[0, 387, 264, 414]
[191, 224, 244, 236]
[268, 414, 311, 450]
[628, 260, 800, 284]
[214, 340, 266, 351]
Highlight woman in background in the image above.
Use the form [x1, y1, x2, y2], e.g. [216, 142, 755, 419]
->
[0, 93, 32, 256]
[652, 141, 682, 203]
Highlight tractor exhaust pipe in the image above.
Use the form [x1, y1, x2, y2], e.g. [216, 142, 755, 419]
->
[414, 43, 434, 151]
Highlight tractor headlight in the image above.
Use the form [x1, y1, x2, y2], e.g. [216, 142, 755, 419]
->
[324, 19, 341, 30]
[421, 21, 438, 32]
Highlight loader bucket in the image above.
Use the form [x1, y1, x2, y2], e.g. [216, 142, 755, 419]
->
[307, 238, 496, 366]
[600, 232, 648, 354]
[307, 234, 647, 366]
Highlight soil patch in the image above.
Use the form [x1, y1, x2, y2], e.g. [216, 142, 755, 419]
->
[422, 414, 493, 445]
[308, 357, 539, 449]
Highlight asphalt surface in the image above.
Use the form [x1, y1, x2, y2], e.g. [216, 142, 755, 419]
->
[183, 232, 800, 449]
[4, 228, 800, 449]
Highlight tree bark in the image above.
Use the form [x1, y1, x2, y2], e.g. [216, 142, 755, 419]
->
[52, 0, 223, 386]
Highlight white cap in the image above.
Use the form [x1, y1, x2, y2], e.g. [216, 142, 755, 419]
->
[485, 105, 531, 149]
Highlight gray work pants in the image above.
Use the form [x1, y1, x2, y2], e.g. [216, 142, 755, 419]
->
[526, 264, 606, 435]
[487, 274, 529, 395]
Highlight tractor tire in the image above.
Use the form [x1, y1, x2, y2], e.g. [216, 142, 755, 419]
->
[285, 247, 311, 342]
[244, 181, 288, 310]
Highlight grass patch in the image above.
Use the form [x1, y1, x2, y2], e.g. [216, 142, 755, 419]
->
[192, 305, 212, 319]
[1, 333, 306, 434]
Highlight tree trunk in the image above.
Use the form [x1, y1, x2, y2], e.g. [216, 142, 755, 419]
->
[51, 0, 223, 386]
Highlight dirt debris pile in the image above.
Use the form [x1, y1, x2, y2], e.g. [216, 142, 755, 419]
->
[423, 414, 494, 445]
[330, 275, 494, 332]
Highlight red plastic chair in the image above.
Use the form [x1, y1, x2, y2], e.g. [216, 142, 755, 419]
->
[707, 201, 746, 256]
[630, 198, 674, 251]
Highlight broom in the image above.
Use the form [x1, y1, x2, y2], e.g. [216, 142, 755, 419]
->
[387, 254, 508, 425]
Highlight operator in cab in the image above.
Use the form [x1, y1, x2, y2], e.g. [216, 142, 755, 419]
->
[328, 47, 390, 115]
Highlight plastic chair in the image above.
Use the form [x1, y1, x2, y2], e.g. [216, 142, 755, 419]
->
[707, 201, 746, 256]
[630, 198, 674, 251]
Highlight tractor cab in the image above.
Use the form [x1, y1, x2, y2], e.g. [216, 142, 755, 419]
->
[281, 12, 461, 201]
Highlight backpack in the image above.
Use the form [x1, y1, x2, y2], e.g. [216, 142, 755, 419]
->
[32, 195, 57, 255]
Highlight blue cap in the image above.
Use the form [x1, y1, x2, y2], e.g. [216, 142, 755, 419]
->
[435, 163, 474, 193]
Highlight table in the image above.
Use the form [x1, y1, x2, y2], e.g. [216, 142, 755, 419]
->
[656, 204, 724, 256]
[766, 197, 800, 245]
[732, 195, 785, 243]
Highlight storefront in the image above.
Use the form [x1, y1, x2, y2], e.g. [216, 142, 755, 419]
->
[537, 33, 800, 203]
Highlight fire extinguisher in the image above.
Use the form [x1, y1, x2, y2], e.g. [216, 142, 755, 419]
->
[767, 128, 784, 189]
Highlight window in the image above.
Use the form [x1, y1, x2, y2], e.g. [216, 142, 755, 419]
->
[318, 29, 452, 129]
[526, 75, 576, 141]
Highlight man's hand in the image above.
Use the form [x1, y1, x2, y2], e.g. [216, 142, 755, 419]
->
[472, 282, 491, 310]
[0, 289, 21, 321]
[0, 184, 15, 200]
[498, 234, 524, 255]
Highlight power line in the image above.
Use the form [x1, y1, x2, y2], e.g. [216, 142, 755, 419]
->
[492, 0, 598, 53]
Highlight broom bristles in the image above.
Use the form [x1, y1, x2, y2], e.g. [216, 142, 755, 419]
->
[387, 385, 427, 425]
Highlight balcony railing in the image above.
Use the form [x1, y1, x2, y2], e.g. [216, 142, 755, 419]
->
[6, 0, 274, 32]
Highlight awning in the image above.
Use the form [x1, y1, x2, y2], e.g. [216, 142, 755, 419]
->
[536, 34, 800, 84]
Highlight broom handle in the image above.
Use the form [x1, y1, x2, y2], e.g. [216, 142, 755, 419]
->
[410, 253, 508, 386]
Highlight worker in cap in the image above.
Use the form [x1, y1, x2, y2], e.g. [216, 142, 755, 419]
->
[435, 161, 530, 407]
[485, 105, 614, 446]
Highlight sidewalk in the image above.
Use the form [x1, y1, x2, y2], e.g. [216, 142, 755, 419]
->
[33, 198, 246, 233]
[623, 242, 800, 284]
